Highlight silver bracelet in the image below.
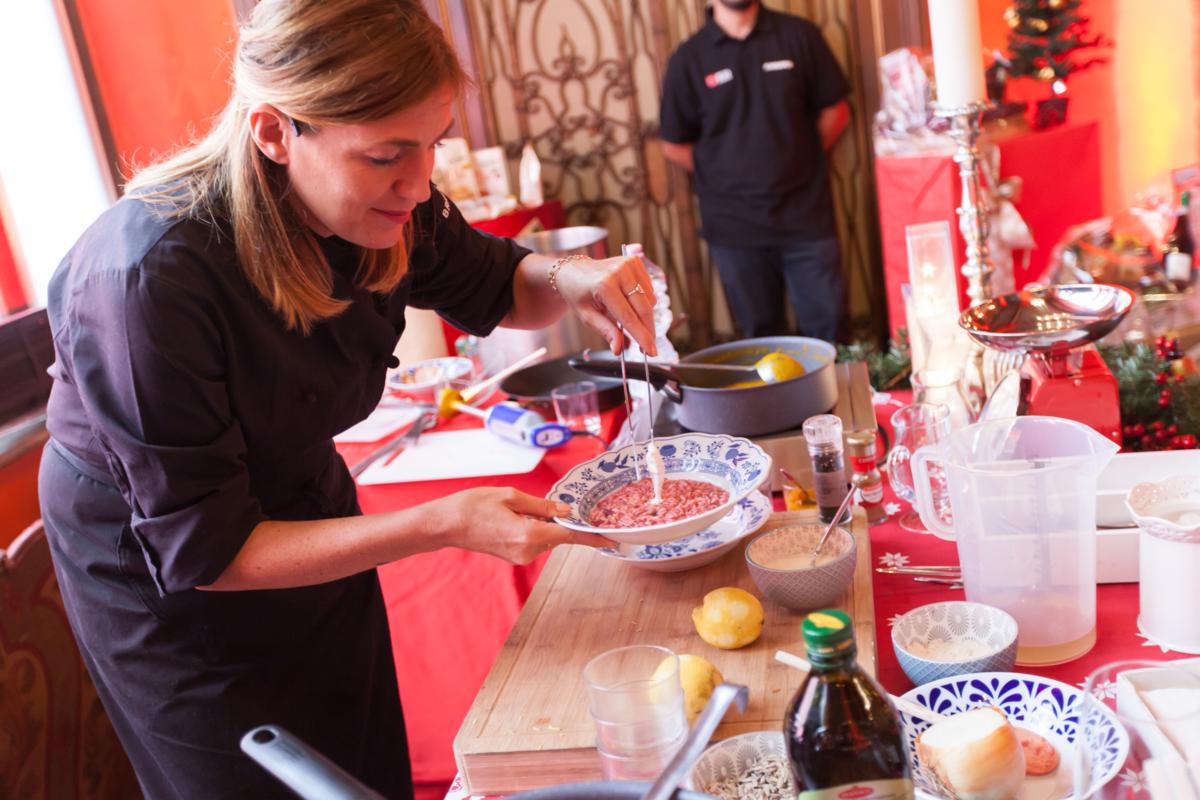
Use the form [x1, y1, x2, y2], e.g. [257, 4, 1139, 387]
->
[547, 254, 586, 297]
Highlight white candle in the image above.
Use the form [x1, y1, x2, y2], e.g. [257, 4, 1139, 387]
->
[927, 0, 986, 108]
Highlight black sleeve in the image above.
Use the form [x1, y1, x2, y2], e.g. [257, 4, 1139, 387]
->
[659, 48, 701, 144]
[803, 24, 850, 112]
[64, 253, 266, 594]
[404, 185, 531, 336]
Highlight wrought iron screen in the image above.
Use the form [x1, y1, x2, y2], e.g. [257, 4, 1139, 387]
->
[427, 0, 888, 345]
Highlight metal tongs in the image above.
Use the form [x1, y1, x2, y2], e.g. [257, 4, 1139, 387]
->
[348, 404, 435, 478]
[640, 683, 749, 800]
[618, 244, 658, 490]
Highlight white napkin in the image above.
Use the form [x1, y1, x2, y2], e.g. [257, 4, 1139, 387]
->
[333, 405, 423, 444]
[1142, 687, 1200, 761]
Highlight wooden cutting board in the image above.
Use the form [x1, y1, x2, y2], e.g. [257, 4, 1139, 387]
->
[453, 507, 877, 795]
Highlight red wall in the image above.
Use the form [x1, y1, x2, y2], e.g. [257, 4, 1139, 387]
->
[74, 0, 239, 179]
[978, 0, 1120, 214]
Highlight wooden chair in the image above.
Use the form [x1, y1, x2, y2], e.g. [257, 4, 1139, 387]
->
[0, 520, 139, 799]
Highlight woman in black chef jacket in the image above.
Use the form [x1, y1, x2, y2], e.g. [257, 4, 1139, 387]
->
[38, 1, 658, 797]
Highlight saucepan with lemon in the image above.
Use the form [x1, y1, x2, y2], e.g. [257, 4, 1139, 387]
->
[571, 335, 838, 437]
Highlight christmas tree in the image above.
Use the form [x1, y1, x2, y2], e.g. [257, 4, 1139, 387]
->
[1004, 0, 1109, 90]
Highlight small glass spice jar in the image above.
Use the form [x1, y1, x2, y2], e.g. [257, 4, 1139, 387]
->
[802, 414, 850, 525]
[845, 429, 888, 526]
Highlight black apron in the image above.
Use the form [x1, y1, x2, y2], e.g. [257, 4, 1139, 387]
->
[39, 187, 528, 799]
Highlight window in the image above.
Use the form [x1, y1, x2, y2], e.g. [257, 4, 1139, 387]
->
[0, 1, 113, 313]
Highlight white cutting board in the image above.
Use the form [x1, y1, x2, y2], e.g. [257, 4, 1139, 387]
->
[356, 428, 546, 484]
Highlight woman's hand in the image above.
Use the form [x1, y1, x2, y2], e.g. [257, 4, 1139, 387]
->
[430, 487, 615, 565]
[553, 255, 658, 357]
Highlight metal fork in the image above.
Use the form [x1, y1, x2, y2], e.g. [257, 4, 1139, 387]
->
[875, 565, 962, 576]
[349, 405, 435, 479]
[912, 576, 964, 588]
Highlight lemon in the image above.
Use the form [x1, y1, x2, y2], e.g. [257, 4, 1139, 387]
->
[755, 352, 805, 383]
[692, 587, 764, 650]
[653, 654, 724, 723]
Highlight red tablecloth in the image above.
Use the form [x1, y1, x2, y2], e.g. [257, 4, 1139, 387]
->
[875, 121, 1103, 338]
[337, 401, 619, 800]
[867, 392, 1148, 694]
[341, 392, 1176, 800]
[468, 200, 566, 238]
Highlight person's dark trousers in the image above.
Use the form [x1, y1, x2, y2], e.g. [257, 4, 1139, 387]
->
[708, 238, 844, 343]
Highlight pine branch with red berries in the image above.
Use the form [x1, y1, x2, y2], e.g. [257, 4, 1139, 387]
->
[1100, 337, 1199, 451]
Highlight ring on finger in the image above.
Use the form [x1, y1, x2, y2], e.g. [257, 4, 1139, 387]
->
[624, 284, 645, 298]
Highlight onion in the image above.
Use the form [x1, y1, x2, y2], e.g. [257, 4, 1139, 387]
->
[915, 707, 1025, 800]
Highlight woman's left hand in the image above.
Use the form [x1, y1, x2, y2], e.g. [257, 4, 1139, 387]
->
[554, 255, 658, 357]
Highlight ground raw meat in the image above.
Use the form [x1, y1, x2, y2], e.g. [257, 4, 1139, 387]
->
[587, 477, 729, 528]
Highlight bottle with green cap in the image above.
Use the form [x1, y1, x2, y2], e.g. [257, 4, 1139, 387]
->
[784, 609, 913, 799]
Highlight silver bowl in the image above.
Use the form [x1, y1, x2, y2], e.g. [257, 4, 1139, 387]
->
[958, 283, 1135, 353]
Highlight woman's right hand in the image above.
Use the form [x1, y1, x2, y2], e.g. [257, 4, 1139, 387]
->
[429, 487, 615, 565]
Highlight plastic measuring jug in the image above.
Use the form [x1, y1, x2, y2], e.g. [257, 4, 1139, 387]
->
[911, 416, 1119, 666]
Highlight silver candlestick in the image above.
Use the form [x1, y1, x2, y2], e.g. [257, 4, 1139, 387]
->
[934, 101, 1001, 409]
[934, 102, 995, 307]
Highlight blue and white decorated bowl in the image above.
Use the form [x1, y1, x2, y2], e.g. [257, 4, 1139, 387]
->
[596, 491, 771, 572]
[900, 672, 1129, 799]
[550, 432, 772, 545]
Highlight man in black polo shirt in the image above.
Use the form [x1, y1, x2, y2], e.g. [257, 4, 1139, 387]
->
[660, 0, 850, 342]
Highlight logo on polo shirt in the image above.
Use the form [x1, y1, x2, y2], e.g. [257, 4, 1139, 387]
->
[704, 68, 733, 88]
[763, 59, 794, 72]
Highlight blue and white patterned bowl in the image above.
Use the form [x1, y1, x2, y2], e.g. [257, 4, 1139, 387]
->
[892, 601, 1018, 686]
[550, 432, 772, 545]
[900, 672, 1129, 799]
[597, 491, 771, 572]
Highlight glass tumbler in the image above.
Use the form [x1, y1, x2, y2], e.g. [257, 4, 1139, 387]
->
[911, 368, 977, 431]
[552, 380, 601, 437]
[1075, 659, 1200, 799]
[886, 403, 952, 534]
[582, 644, 687, 781]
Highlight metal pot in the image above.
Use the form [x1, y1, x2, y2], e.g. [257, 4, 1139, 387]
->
[242, 682, 747, 800]
[514, 226, 609, 260]
[499, 353, 626, 416]
[241, 729, 716, 800]
[571, 336, 837, 437]
[486, 227, 611, 362]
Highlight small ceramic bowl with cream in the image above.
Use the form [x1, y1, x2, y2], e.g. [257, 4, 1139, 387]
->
[744, 523, 856, 610]
[892, 601, 1018, 686]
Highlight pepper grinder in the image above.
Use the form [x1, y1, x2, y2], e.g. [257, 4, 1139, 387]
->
[802, 414, 851, 525]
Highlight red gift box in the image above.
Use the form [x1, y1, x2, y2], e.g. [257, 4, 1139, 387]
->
[876, 121, 1103, 337]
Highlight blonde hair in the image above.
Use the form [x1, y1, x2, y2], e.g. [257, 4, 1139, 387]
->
[126, 0, 467, 333]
